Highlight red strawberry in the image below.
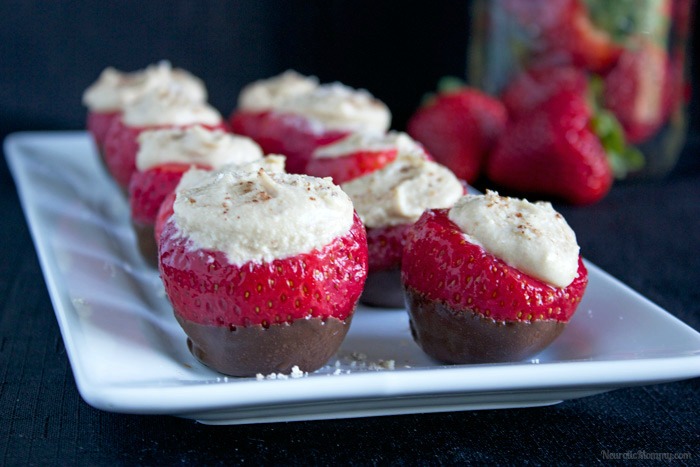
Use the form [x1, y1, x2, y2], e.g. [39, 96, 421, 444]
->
[102, 117, 143, 189]
[603, 40, 671, 144]
[86, 110, 120, 156]
[128, 163, 203, 226]
[358, 223, 413, 309]
[229, 110, 348, 174]
[363, 179, 468, 274]
[305, 132, 432, 184]
[160, 211, 367, 326]
[486, 89, 613, 205]
[306, 148, 398, 185]
[103, 118, 227, 190]
[401, 208, 588, 363]
[406, 84, 507, 184]
[365, 223, 412, 273]
[129, 163, 205, 266]
[503, 0, 622, 73]
[501, 65, 588, 120]
[154, 189, 177, 247]
[158, 174, 368, 375]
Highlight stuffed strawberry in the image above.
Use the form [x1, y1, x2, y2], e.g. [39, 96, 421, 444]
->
[103, 85, 226, 191]
[486, 89, 620, 205]
[230, 71, 391, 174]
[406, 79, 506, 184]
[341, 153, 464, 307]
[82, 62, 207, 159]
[128, 126, 264, 266]
[401, 191, 588, 364]
[305, 131, 429, 184]
[131, 163, 197, 264]
[158, 165, 367, 376]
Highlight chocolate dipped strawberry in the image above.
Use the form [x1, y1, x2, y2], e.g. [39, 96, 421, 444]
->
[82, 61, 207, 162]
[103, 83, 226, 191]
[341, 151, 463, 308]
[128, 125, 264, 266]
[229, 70, 391, 174]
[402, 190, 588, 364]
[158, 163, 367, 376]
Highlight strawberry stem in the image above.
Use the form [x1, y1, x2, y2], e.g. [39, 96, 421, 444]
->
[588, 74, 645, 179]
[436, 76, 467, 93]
[590, 109, 645, 179]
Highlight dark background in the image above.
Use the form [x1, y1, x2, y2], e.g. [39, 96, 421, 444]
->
[1, 1, 699, 464]
[0, 1, 476, 140]
[1, 1, 697, 140]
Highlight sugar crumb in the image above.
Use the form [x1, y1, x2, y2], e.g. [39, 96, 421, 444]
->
[255, 365, 308, 380]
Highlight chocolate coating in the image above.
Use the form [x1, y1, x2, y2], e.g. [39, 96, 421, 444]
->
[132, 221, 158, 268]
[360, 269, 405, 309]
[405, 286, 566, 364]
[176, 314, 353, 377]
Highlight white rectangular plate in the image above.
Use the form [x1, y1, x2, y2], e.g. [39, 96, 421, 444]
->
[6, 131, 700, 425]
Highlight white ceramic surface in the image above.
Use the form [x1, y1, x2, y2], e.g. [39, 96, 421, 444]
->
[5, 131, 700, 425]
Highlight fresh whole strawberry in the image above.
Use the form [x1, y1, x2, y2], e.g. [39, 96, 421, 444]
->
[407, 82, 506, 184]
[501, 66, 589, 120]
[230, 110, 348, 174]
[603, 40, 671, 145]
[503, 0, 623, 73]
[486, 89, 614, 205]
[401, 207, 588, 364]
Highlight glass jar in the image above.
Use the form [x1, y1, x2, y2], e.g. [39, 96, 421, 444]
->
[467, 0, 694, 179]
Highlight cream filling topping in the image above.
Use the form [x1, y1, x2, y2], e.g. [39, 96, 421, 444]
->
[173, 160, 353, 265]
[448, 190, 580, 288]
[122, 85, 221, 127]
[341, 155, 462, 228]
[313, 131, 424, 159]
[275, 82, 391, 133]
[82, 61, 207, 112]
[237, 69, 319, 111]
[136, 126, 263, 171]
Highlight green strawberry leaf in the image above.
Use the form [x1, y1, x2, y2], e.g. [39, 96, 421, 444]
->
[436, 76, 467, 94]
[583, 0, 670, 48]
[591, 109, 645, 179]
[587, 74, 606, 112]
[420, 76, 468, 107]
